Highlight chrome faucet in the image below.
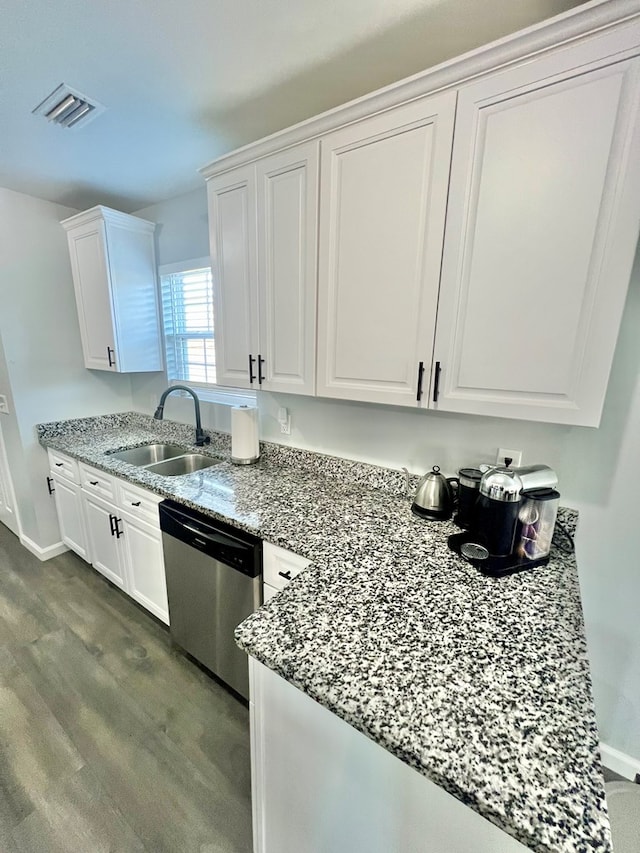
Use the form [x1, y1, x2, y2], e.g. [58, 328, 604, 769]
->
[153, 385, 211, 447]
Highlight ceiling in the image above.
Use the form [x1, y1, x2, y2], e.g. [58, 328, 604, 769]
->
[0, 0, 588, 212]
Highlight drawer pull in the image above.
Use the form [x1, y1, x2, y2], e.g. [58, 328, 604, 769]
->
[46, 476, 55, 495]
[278, 570, 292, 581]
[55, 462, 64, 467]
[131, 501, 141, 507]
[90, 480, 99, 486]
[109, 514, 116, 536]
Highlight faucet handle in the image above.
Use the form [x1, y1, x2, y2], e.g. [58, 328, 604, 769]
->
[196, 430, 211, 447]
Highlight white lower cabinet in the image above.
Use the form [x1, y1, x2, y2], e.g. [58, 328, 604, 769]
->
[48, 452, 168, 624]
[119, 511, 168, 623]
[262, 542, 311, 603]
[262, 584, 279, 603]
[82, 491, 128, 591]
[249, 659, 528, 853]
[51, 473, 90, 562]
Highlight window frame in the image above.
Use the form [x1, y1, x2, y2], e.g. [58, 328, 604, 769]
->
[158, 258, 256, 407]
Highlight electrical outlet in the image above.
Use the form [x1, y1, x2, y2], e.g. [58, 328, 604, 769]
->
[0, 395, 9, 415]
[496, 447, 522, 467]
[277, 407, 291, 435]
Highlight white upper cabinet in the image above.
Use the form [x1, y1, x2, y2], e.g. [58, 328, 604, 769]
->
[208, 143, 319, 393]
[208, 165, 258, 389]
[256, 142, 319, 396]
[62, 206, 163, 373]
[316, 93, 456, 407]
[432, 46, 640, 426]
[201, 7, 640, 426]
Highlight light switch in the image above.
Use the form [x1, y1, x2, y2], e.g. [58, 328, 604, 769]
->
[0, 395, 9, 415]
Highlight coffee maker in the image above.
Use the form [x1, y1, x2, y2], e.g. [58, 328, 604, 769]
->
[448, 464, 560, 577]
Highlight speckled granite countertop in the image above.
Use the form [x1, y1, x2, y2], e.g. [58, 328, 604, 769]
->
[37, 412, 610, 853]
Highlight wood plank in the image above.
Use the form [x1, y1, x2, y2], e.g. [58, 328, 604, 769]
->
[0, 523, 252, 853]
[11, 765, 146, 853]
[13, 627, 252, 853]
[0, 646, 84, 832]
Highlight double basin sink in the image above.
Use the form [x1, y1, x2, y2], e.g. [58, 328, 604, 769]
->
[109, 443, 221, 477]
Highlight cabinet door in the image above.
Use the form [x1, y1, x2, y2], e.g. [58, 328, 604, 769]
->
[433, 54, 640, 426]
[120, 514, 169, 624]
[65, 220, 117, 371]
[52, 474, 90, 562]
[256, 142, 319, 395]
[316, 92, 456, 407]
[82, 491, 126, 590]
[208, 164, 259, 389]
[105, 219, 163, 373]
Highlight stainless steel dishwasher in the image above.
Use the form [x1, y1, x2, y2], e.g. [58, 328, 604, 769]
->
[159, 500, 262, 700]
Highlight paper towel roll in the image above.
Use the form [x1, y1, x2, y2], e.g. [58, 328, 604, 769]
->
[231, 406, 260, 464]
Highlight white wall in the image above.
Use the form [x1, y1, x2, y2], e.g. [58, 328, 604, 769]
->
[0, 187, 135, 547]
[131, 185, 640, 767]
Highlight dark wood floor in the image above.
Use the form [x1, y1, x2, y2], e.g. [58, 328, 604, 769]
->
[0, 522, 252, 852]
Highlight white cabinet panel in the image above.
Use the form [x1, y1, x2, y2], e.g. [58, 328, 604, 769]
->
[208, 165, 258, 389]
[62, 206, 162, 373]
[82, 492, 126, 590]
[317, 92, 457, 406]
[48, 449, 80, 483]
[257, 142, 319, 395]
[263, 583, 279, 603]
[434, 54, 640, 425]
[52, 474, 90, 561]
[263, 542, 311, 591]
[120, 513, 168, 624]
[250, 659, 528, 853]
[67, 221, 116, 370]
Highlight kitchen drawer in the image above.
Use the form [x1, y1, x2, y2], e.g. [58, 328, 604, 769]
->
[263, 542, 311, 591]
[117, 480, 162, 527]
[79, 463, 116, 501]
[48, 449, 79, 483]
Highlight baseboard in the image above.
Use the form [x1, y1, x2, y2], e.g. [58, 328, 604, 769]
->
[20, 535, 69, 562]
[600, 742, 640, 780]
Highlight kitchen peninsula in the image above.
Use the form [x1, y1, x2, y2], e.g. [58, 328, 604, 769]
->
[38, 412, 610, 853]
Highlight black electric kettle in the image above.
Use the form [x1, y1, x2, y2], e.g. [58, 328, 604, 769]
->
[411, 466, 459, 520]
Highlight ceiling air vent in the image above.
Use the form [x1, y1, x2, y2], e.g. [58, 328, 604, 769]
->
[32, 83, 105, 130]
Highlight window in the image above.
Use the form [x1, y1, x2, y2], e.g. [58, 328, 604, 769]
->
[160, 260, 216, 384]
[158, 258, 255, 405]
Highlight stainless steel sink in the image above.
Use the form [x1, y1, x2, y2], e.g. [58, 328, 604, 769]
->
[144, 454, 222, 477]
[110, 444, 186, 466]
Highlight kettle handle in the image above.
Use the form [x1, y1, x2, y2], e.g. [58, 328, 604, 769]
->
[447, 477, 460, 505]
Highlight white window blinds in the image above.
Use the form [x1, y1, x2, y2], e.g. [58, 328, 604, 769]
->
[160, 266, 216, 385]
